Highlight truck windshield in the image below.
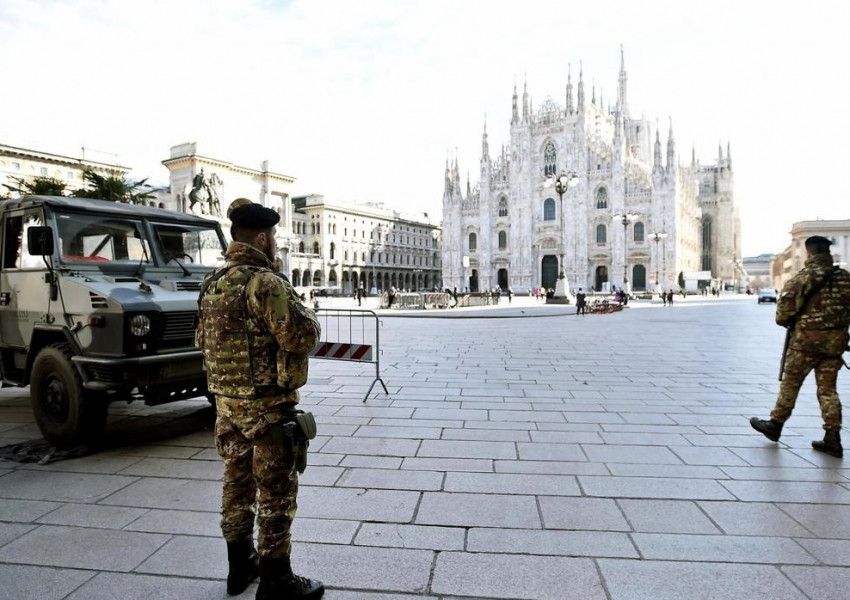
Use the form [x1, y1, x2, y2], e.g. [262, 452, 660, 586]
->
[56, 213, 150, 264]
[151, 222, 225, 268]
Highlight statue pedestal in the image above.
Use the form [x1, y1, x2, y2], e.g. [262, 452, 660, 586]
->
[548, 277, 574, 304]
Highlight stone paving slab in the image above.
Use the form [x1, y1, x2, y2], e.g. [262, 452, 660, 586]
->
[0, 524, 170, 571]
[598, 559, 807, 599]
[781, 565, 850, 600]
[467, 527, 638, 558]
[0, 564, 95, 600]
[431, 552, 606, 599]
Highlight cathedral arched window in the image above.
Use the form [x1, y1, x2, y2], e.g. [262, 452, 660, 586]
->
[498, 197, 508, 217]
[312, 241, 320, 254]
[596, 187, 608, 209]
[498, 231, 507, 249]
[543, 142, 557, 177]
[469, 232, 477, 251]
[543, 198, 556, 221]
[298, 241, 304, 253]
[596, 224, 607, 244]
[633, 222, 645, 242]
[329, 242, 335, 260]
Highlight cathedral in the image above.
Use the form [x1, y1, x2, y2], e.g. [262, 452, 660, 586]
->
[441, 49, 741, 295]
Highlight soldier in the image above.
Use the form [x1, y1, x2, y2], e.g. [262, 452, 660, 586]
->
[196, 202, 324, 599]
[751, 235, 850, 458]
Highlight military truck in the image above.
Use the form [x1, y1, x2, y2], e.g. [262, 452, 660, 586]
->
[0, 196, 228, 447]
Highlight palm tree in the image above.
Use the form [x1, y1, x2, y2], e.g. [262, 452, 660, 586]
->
[3, 176, 68, 197]
[73, 169, 155, 204]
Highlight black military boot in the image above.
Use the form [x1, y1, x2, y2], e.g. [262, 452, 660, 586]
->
[256, 556, 324, 600]
[812, 430, 843, 458]
[750, 417, 783, 442]
[226, 539, 260, 595]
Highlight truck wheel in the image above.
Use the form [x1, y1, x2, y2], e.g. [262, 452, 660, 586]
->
[30, 344, 108, 448]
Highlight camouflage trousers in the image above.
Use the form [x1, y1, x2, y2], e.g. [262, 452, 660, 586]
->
[772, 347, 844, 431]
[215, 412, 299, 558]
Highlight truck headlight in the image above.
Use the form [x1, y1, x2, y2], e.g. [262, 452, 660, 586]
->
[129, 314, 151, 337]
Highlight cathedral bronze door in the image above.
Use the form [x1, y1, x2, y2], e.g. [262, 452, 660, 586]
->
[541, 256, 558, 290]
[595, 266, 608, 291]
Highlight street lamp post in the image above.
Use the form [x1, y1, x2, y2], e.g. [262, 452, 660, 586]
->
[613, 212, 639, 295]
[648, 232, 668, 292]
[548, 171, 579, 299]
[370, 224, 387, 295]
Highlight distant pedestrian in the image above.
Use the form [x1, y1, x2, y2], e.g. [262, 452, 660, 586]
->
[575, 288, 586, 315]
[661, 291, 667, 306]
[751, 235, 850, 458]
[666, 289, 674, 305]
[508, 287, 513, 303]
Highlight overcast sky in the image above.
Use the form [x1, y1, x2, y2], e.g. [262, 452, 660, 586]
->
[1, 0, 847, 256]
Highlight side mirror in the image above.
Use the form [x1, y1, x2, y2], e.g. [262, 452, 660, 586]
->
[27, 226, 55, 256]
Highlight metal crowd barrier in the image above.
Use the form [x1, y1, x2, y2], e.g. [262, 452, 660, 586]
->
[310, 308, 388, 402]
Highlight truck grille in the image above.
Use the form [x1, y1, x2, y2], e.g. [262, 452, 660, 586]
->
[158, 311, 198, 346]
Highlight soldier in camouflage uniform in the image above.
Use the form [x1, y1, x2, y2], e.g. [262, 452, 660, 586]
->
[751, 235, 850, 458]
[196, 203, 324, 599]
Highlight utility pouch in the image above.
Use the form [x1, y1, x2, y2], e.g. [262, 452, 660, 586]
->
[295, 412, 317, 440]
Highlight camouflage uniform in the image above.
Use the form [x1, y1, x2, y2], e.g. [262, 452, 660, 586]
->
[771, 253, 850, 431]
[196, 241, 320, 558]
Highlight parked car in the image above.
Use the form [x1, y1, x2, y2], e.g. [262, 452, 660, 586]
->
[757, 288, 777, 304]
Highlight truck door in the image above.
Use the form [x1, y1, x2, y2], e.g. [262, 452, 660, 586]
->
[0, 209, 49, 350]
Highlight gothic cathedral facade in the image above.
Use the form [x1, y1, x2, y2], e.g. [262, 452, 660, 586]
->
[441, 50, 740, 295]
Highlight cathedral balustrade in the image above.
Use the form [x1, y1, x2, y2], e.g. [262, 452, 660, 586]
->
[625, 191, 652, 201]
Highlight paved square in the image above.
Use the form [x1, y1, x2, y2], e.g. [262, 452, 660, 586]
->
[1, 296, 849, 598]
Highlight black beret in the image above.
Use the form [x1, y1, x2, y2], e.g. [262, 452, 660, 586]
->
[805, 235, 832, 247]
[230, 203, 280, 229]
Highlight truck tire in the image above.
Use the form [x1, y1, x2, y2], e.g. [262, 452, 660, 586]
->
[30, 344, 108, 448]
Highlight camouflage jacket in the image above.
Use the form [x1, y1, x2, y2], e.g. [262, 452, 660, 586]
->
[196, 242, 321, 409]
[776, 253, 850, 355]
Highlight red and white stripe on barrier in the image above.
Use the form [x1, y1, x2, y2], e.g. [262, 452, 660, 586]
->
[310, 342, 373, 362]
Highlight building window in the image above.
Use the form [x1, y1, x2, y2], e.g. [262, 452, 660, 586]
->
[498, 231, 507, 249]
[66, 171, 74, 181]
[312, 241, 320, 254]
[329, 242, 335, 259]
[11, 162, 20, 171]
[543, 198, 556, 221]
[596, 187, 608, 209]
[39, 167, 48, 176]
[544, 142, 557, 177]
[498, 197, 508, 217]
[469, 232, 477, 251]
[298, 241, 305, 253]
[596, 224, 607, 244]
[634, 222, 645, 242]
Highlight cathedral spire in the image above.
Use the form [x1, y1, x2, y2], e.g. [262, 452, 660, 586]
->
[691, 144, 696, 168]
[511, 80, 519, 125]
[444, 157, 452, 195]
[577, 62, 585, 112]
[466, 172, 471, 198]
[482, 114, 489, 157]
[666, 117, 675, 173]
[653, 122, 663, 175]
[727, 140, 732, 168]
[522, 75, 529, 123]
[617, 44, 629, 119]
[592, 79, 596, 105]
[566, 63, 574, 115]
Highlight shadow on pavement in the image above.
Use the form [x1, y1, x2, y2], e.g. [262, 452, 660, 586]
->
[0, 401, 215, 465]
